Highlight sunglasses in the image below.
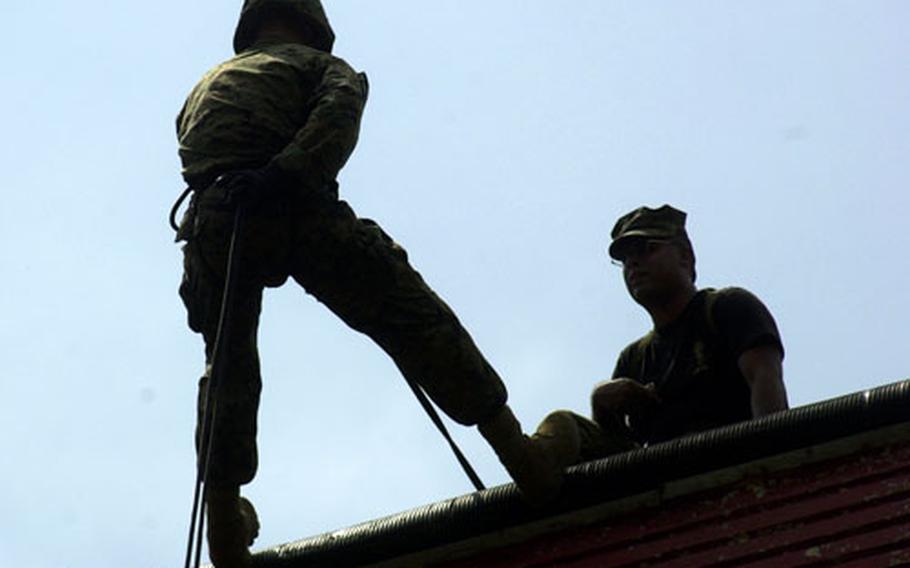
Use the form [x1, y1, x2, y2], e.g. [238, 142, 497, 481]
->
[611, 239, 672, 266]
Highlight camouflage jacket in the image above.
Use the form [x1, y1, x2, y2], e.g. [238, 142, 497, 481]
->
[176, 39, 368, 190]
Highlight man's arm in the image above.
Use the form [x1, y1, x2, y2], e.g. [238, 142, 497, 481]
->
[738, 344, 788, 417]
[270, 59, 369, 190]
[711, 288, 788, 417]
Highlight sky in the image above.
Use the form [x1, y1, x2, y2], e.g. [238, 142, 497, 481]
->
[2, 1, 909, 566]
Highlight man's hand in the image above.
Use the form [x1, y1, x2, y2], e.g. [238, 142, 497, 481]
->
[214, 163, 289, 208]
[590, 378, 660, 430]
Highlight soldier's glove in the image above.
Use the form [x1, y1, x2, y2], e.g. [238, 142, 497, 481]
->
[214, 163, 291, 209]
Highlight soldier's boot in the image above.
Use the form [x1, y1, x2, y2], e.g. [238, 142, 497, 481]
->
[206, 485, 260, 568]
[477, 405, 564, 505]
[532, 410, 585, 468]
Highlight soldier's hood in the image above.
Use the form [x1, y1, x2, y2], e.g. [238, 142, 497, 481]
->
[233, 0, 335, 54]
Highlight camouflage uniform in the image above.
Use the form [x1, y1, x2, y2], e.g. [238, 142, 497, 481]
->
[177, 0, 506, 487]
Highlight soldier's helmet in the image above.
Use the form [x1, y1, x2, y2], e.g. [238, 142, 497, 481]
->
[233, 0, 335, 54]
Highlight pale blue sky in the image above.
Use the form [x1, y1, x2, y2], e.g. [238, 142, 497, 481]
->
[2, 1, 908, 566]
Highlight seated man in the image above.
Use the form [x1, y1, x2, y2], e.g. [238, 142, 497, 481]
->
[532, 205, 789, 478]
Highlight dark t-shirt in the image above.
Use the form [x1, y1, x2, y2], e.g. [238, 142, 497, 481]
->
[611, 287, 783, 444]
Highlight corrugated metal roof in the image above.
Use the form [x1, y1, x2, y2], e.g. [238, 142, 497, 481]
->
[252, 379, 910, 568]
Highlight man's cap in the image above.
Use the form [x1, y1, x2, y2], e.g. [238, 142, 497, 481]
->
[608, 204, 689, 260]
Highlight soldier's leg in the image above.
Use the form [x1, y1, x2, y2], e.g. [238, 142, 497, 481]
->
[290, 197, 504, 426]
[180, 219, 264, 567]
[289, 196, 560, 500]
[194, 299, 263, 490]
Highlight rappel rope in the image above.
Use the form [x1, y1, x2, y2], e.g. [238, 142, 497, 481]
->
[404, 378, 486, 491]
[183, 206, 246, 568]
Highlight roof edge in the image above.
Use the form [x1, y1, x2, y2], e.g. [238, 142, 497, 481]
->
[254, 379, 910, 567]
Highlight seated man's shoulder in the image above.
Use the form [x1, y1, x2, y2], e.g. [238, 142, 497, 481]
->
[709, 285, 776, 315]
[707, 286, 783, 357]
[709, 285, 764, 304]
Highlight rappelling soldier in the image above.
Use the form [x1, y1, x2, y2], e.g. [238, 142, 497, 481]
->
[175, 2, 561, 565]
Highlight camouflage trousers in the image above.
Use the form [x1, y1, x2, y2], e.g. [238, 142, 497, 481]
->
[179, 182, 507, 486]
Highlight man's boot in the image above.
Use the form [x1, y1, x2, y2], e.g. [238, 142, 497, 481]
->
[206, 485, 260, 568]
[532, 410, 586, 466]
[477, 405, 564, 504]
